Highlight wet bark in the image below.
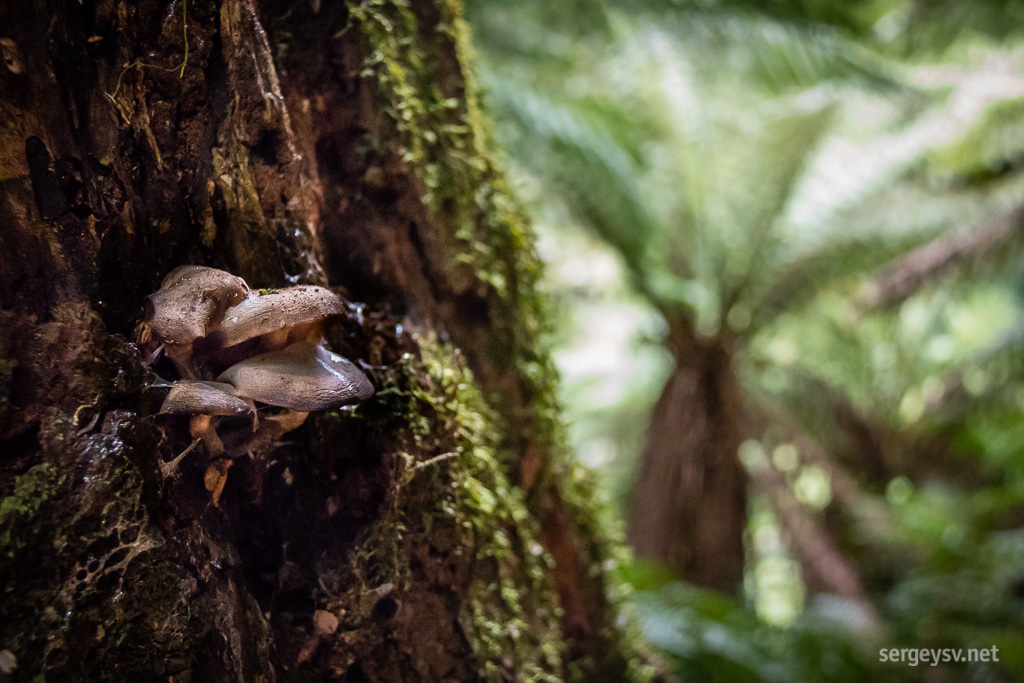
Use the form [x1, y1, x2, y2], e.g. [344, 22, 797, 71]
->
[626, 329, 747, 593]
[0, 1, 652, 681]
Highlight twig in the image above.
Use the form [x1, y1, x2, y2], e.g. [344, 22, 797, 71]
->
[106, 0, 190, 111]
[413, 451, 459, 471]
[397, 451, 459, 488]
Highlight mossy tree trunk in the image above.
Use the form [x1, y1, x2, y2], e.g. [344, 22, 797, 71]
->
[0, 1, 654, 681]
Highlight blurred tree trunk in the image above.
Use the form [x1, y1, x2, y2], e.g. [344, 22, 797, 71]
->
[0, 1, 654, 681]
[626, 326, 747, 592]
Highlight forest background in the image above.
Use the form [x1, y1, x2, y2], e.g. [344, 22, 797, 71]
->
[465, 0, 1024, 680]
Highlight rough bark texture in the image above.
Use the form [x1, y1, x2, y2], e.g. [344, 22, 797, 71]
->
[626, 329, 747, 593]
[0, 1, 655, 681]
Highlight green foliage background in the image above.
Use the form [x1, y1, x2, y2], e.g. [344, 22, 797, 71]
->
[465, 0, 1024, 680]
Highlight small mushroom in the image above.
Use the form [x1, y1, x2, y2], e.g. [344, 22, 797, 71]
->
[137, 266, 249, 374]
[211, 285, 349, 351]
[159, 380, 257, 456]
[160, 379, 257, 421]
[217, 341, 374, 413]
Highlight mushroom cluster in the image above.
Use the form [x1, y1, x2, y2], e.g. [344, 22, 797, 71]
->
[138, 266, 374, 501]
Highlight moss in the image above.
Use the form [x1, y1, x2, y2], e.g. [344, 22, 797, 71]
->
[0, 463, 66, 559]
[348, 0, 561, 461]
[337, 334, 564, 679]
[344, 1, 656, 679]
[347, 2, 652, 678]
[348, 0, 509, 288]
[562, 462, 662, 682]
[433, 354, 565, 680]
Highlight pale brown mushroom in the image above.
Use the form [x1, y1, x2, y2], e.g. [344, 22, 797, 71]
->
[211, 286, 348, 352]
[159, 380, 256, 419]
[159, 380, 257, 456]
[136, 266, 249, 375]
[216, 341, 374, 412]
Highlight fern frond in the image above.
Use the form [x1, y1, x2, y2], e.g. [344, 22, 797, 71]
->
[483, 71, 682, 306]
[747, 231, 936, 333]
[858, 205, 1024, 311]
[924, 93, 1024, 184]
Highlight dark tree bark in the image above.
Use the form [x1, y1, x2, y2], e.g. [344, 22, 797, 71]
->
[0, 1, 654, 681]
[626, 327, 747, 593]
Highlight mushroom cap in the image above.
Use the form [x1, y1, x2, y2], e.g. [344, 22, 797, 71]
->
[216, 341, 374, 411]
[214, 286, 348, 349]
[145, 266, 249, 346]
[159, 380, 255, 418]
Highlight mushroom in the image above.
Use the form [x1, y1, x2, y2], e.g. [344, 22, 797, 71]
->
[157, 380, 257, 484]
[204, 342, 374, 471]
[159, 379, 256, 416]
[137, 266, 249, 375]
[209, 285, 349, 352]
[159, 378, 258, 432]
[217, 341, 374, 412]
[159, 380, 258, 449]
[204, 457, 235, 507]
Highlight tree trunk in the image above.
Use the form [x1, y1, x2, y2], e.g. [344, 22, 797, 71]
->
[626, 329, 747, 593]
[0, 2, 653, 681]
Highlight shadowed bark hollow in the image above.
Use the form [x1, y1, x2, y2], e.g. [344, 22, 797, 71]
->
[626, 328, 747, 593]
[0, 1, 655, 681]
